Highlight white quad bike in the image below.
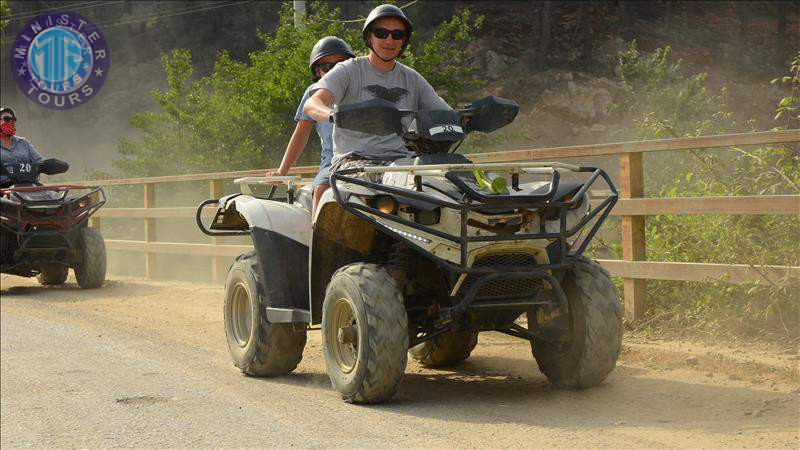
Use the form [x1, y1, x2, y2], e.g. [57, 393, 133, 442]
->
[197, 96, 623, 404]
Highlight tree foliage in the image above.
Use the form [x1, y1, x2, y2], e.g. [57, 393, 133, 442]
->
[616, 44, 799, 341]
[115, 2, 483, 177]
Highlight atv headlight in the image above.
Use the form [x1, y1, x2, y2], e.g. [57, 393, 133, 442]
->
[372, 195, 398, 215]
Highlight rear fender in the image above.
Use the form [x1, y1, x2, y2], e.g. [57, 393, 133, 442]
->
[217, 195, 312, 313]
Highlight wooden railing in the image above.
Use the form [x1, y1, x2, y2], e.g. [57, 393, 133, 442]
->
[73, 130, 800, 320]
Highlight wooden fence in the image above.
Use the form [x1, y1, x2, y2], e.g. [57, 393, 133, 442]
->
[73, 130, 800, 320]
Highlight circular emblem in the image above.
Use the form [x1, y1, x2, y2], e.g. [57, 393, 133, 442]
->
[9, 11, 110, 110]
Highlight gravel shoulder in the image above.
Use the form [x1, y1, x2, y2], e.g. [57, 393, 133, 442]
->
[1, 274, 798, 448]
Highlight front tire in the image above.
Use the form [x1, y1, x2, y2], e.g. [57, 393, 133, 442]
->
[224, 255, 306, 376]
[36, 264, 69, 285]
[74, 227, 106, 289]
[409, 330, 479, 367]
[322, 263, 408, 404]
[531, 257, 622, 388]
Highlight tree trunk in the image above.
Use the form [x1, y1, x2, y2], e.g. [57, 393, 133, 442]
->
[293, 0, 306, 30]
[737, 2, 749, 37]
[537, 0, 553, 69]
[775, 0, 787, 68]
[618, 1, 630, 28]
[579, 1, 591, 66]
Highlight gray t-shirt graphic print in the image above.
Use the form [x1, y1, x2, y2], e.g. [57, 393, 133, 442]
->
[314, 56, 451, 163]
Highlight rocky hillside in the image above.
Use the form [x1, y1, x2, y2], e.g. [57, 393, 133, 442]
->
[0, 1, 796, 176]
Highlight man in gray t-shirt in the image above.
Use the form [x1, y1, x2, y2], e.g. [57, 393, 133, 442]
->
[303, 4, 451, 165]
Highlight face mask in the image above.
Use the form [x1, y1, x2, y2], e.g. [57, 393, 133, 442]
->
[0, 121, 15, 137]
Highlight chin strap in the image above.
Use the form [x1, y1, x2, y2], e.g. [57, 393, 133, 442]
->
[367, 42, 398, 63]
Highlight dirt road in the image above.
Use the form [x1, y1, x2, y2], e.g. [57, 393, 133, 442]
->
[2, 274, 798, 448]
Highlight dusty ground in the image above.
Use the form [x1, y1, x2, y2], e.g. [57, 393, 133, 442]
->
[1, 274, 798, 448]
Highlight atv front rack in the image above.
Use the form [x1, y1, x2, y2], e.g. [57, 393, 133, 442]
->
[0, 184, 106, 270]
[330, 161, 618, 317]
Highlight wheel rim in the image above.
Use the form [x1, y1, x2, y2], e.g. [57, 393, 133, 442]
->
[327, 297, 359, 374]
[230, 282, 252, 347]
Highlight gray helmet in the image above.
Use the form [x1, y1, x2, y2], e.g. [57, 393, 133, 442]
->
[362, 4, 413, 53]
[309, 36, 355, 81]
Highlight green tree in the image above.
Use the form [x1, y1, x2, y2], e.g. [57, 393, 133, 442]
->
[0, 0, 11, 32]
[115, 2, 483, 177]
[616, 44, 799, 341]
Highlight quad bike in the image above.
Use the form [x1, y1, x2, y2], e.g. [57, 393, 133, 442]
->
[0, 158, 107, 288]
[197, 96, 623, 404]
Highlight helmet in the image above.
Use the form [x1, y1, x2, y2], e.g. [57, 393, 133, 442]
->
[309, 36, 355, 81]
[0, 107, 15, 117]
[362, 4, 413, 53]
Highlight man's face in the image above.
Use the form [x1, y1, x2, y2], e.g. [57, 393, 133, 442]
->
[368, 17, 407, 61]
[314, 53, 351, 79]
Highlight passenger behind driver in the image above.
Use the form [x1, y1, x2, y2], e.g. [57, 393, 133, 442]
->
[303, 4, 453, 180]
[266, 36, 355, 216]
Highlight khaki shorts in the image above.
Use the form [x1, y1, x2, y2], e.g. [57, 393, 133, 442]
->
[333, 157, 392, 184]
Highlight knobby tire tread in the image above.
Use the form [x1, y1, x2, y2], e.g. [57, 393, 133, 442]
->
[533, 256, 622, 388]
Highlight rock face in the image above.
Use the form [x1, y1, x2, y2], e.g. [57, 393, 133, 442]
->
[536, 79, 614, 121]
[519, 74, 627, 145]
[484, 50, 510, 80]
[465, 40, 512, 81]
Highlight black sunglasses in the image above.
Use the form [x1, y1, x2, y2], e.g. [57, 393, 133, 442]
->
[316, 62, 340, 73]
[371, 27, 407, 41]
[1, 116, 16, 122]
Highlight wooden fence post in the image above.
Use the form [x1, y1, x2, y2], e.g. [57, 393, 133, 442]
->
[620, 152, 647, 320]
[144, 183, 156, 278]
[89, 216, 101, 229]
[210, 179, 224, 284]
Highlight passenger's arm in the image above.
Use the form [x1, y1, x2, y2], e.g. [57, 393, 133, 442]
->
[303, 89, 336, 124]
[267, 120, 315, 177]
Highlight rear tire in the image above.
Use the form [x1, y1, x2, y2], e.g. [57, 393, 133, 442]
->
[36, 264, 68, 285]
[531, 257, 622, 388]
[74, 227, 106, 289]
[409, 330, 479, 367]
[224, 255, 306, 376]
[322, 263, 408, 404]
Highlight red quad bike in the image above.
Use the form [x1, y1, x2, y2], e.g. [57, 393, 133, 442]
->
[0, 158, 107, 288]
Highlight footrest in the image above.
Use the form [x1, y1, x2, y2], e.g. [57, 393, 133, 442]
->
[265, 307, 311, 323]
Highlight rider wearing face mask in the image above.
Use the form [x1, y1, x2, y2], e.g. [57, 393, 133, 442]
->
[303, 4, 452, 174]
[0, 107, 44, 188]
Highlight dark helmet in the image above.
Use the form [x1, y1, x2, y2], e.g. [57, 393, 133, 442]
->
[362, 4, 413, 53]
[0, 107, 15, 117]
[309, 36, 355, 81]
